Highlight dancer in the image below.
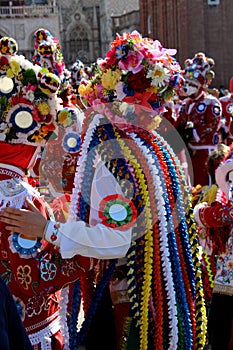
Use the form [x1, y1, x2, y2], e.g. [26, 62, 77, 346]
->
[1, 31, 207, 350]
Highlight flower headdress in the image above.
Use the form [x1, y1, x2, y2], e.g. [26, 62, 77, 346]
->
[78, 31, 182, 115]
[183, 52, 215, 87]
[0, 36, 60, 146]
[32, 28, 65, 80]
[70, 59, 88, 91]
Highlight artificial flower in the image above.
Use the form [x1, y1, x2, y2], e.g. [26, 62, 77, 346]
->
[37, 101, 50, 115]
[78, 31, 181, 119]
[101, 69, 121, 90]
[57, 108, 73, 127]
[146, 63, 170, 87]
[118, 51, 144, 74]
[7, 59, 21, 77]
[78, 81, 93, 95]
[0, 55, 9, 68]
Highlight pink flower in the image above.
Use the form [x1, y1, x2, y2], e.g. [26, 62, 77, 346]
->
[118, 51, 144, 74]
[25, 83, 37, 92]
[92, 99, 105, 113]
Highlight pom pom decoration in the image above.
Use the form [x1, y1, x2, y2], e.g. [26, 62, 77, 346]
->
[183, 52, 216, 87]
[0, 36, 18, 55]
[0, 36, 59, 146]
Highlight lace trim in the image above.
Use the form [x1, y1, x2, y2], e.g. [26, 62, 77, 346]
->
[0, 163, 25, 178]
[26, 310, 60, 332]
[59, 286, 70, 349]
[28, 314, 62, 350]
[0, 178, 28, 209]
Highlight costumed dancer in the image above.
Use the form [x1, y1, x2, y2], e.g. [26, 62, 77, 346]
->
[70, 59, 88, 110]
[191, 143, 230, 347]
[194, 147, 233, 350]
[0, 36, 98, 349]
[177, 52, 222, 187]
[1, 31, 207, 350]
[32, 28, 84, 201]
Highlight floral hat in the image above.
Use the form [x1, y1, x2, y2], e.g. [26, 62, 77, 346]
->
[183, 52, 215, 87]
[0, 36, 60, 146]
[70, 59, 88, 90]
[78, 30, 182, 114]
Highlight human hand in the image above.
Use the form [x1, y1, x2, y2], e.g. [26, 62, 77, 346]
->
[0, 198, 47, 238]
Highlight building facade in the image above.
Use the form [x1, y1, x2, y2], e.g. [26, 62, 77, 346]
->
[140, 0, 232, 88]
[0, 0, 139, 67]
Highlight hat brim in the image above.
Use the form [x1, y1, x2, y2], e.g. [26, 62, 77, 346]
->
[215, 160, 233, 198]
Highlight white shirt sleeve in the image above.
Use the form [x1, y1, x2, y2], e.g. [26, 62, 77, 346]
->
[45, 159, 133, 259]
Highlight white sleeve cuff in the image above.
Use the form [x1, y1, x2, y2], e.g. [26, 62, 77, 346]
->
[193, 202, 208, 228]
[44, 221, 62, 247]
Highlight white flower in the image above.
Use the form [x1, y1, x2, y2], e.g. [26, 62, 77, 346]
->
[146, 63, 170, 87]
[0, 122, 7, 131]
[115, 82, 126, 101]
[23, 89, 35, 102]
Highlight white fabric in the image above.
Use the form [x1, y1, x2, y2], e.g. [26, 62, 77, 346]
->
[193, 202, 208, 228]
[45, 159, 132, 259]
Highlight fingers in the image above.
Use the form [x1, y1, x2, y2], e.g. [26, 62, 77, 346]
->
[24, 198, 40, 213]
[0, 208, 27, 222]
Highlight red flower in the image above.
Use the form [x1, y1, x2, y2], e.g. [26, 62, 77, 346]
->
[11, 96, 31, 106]
[123, 91, 154, 112]
[127, 69, 151, 91]
[0, 56, 9, 67]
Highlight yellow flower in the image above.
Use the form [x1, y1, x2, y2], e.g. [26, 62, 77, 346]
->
[7, 59, 21, 78]
[78, 82, 93, 96]
[57, 109, 72, 127]
[31, 128, 47, 142]
[101, 69, 121, 90]
[17, 265, 32, 290]
[38, 102, 50, 115]
[146, 86, 158, 93]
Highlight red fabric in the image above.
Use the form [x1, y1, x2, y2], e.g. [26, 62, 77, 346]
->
[199, 202, 233, 228]
[230, 77, 233, 94]
[0, 171, 97, 348]
[177, 92, 222, 186]
[113, 302, 131, 350]
[0, 142, 37, 170]
[198, 201, 232, 255]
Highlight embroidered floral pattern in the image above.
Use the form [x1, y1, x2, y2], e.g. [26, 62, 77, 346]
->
[17, 264, 32, 290]
[215, 235, 233, 286]
[40, 261, 57, 281]
[26, 295, 45, 317]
